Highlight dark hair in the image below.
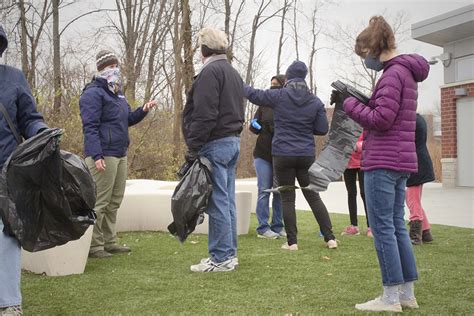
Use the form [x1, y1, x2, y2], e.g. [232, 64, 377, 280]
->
[354, 16, 396, 58]
[271, 74, 285, 87]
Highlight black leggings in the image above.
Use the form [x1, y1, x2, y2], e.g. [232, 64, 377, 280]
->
[343, 168, 369, 227]
[273, 156, 335, 245]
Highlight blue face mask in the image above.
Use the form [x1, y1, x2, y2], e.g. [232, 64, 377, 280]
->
[364, 56, 384, 72]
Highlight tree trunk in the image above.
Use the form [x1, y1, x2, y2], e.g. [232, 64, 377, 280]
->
[276, 0, 289, 74]
[172, 0, 183, 155]
[18, 0, 30, 84]
[52, 0, 61, 112]
[182, 0, 194, 93]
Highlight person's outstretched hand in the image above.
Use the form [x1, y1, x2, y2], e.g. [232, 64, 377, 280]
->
[143, 100, 157, 112]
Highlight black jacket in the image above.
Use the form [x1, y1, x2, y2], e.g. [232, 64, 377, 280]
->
[407, 114, 435, 186]
[250, 107, 275, 162]
[183, 56, 245, 151]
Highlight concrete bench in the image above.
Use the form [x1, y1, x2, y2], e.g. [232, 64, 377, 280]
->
[116, 180, 252, 235]
[21, 226, 93, 276]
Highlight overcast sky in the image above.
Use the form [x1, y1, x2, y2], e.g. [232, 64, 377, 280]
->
[59, 0, 472, 114]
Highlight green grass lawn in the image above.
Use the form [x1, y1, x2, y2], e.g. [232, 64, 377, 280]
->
[22, 212, 474, 315]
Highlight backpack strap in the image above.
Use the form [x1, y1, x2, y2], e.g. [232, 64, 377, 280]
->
[0, 102, 22, 144]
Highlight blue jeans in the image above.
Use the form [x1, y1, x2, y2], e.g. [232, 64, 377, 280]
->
[199, 136, 240, 263]
[364, 169, 418, 286]
[254, 158, 283, 234]
[0, 218, 21, 308]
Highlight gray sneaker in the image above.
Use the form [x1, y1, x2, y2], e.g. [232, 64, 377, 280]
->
[257, 230, 280, 239]
[0, 305, 22, 316]
[278, 229, 287, 237]
[88, 250, 113, 259]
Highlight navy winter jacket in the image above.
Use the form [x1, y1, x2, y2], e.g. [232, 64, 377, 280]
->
[0, 27, 47, 168]
[79, 77, 147, 160]
[244, 79, 329, 157]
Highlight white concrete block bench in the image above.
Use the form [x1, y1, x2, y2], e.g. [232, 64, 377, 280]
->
[21, 226, 93, 276]
[116, 179, 252, 235]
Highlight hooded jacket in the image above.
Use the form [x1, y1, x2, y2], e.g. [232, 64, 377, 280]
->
[343, 54, 430, 173]
[79, 77, 147, 160]
[0, 25, 48, 168]
[406, 114, 435, 186]
[244, 77, 328, 157]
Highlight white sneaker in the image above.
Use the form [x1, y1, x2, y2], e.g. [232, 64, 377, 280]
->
[327, 239, 338, 249]
[257, 230, 280, 239]
[278, 229, 287, 237]
[400, 297, 419, 309]
[355, 296, 402, 313]
[191, 258, 236, 272]
[199, 257, 239, 269]
[281, 242, 298, 251]
[0, 305, 22, 316]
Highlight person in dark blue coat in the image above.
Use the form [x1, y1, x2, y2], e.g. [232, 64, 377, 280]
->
[244, 60, 337, 250]
[0, 24, 48, 315]
[79, 50, 156, 259]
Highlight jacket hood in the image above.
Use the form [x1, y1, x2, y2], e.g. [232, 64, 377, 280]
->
[385, 54, 430, 83]
[82, 76, 108, 93]
[285, 79, 313, 106]
[0, 25, 8, 57]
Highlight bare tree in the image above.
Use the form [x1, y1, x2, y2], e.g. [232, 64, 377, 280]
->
[171, 0, 184, 155]
[52, 0, 61, 111]
[245, 0, 285, 84]
[276, 0, 290, 74]
[224, 0, 246, 63]
[307, 2, 323, 94]
[182, 0, 194, 93]
[291, 0, 299, 60]
[113, 0, 159, 101]
[17, 0, 53, 89]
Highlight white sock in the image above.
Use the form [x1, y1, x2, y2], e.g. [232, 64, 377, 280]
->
[400, 281, 415, 300]
[382, 285, 400, 305]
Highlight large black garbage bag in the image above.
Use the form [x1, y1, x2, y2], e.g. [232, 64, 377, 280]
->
[307, 102, 363, 192]
[168, 156, 213, 243]
[0, 128, 96, 252]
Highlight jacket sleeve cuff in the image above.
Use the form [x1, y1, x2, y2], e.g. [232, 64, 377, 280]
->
[92, 154, 103, 161]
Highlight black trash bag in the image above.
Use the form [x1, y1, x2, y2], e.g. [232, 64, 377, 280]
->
[168, 156, 213, 243]
[0, 128, 96, 252]
[307, 103, 363, 192]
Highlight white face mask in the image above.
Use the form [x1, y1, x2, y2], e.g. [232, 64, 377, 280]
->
[99, 67, 120, 83]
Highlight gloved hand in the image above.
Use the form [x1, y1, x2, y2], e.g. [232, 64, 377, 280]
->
[249, 118, 262, 135]
[185, 149, 199, 164]
[330, 90, 348, 105]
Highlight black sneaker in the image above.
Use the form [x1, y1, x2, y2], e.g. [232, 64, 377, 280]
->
[88, 250, 113, 258]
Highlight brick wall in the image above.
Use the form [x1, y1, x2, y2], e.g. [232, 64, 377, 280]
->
[440, 82, 474, 158]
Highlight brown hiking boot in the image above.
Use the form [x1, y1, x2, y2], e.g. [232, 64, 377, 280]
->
[422, 229, 434, 243]
[409, 220, 423, 245]
[88, 250, 113, 258]
[105, 244, 131, 254]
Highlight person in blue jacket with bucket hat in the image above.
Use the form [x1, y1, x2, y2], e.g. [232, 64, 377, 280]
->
[0, 23, 48, 316]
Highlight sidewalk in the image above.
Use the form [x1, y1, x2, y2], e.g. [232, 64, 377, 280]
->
[301, 182, 474, 229]
[238, 179, 474, 229]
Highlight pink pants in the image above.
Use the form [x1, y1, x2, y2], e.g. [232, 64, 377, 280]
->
[406, 184, 430, 231]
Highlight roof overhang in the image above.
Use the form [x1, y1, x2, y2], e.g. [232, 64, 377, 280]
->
[412, 4, 474, 47]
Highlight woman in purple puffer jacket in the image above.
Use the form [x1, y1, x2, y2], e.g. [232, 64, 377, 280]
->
[343, 16, 429, 313]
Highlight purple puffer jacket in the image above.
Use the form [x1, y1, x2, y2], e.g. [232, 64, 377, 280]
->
[343, 54, 429, 173]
